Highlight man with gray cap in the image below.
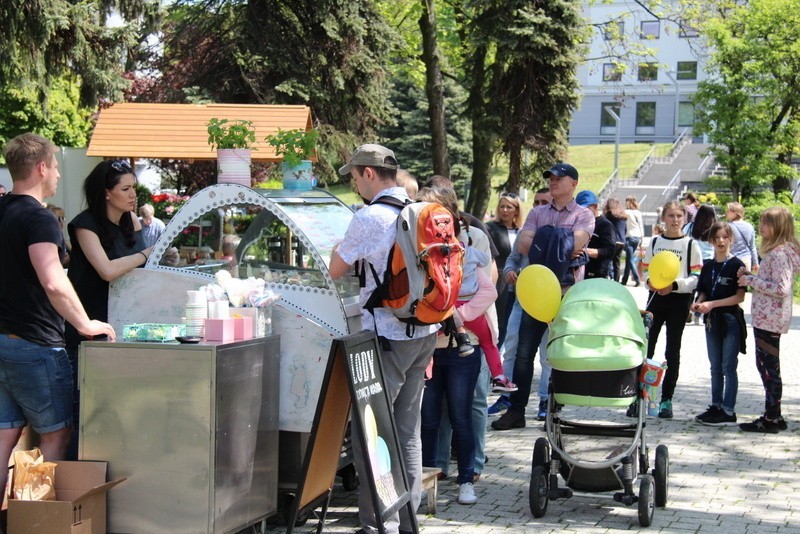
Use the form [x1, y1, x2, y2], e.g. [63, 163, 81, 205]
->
[329, 144, 438, 534]
[492, 163, 594, 431]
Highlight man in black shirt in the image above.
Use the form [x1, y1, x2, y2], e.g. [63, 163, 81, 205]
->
[0, 133, 115, 502]
[576, 190, 616, 279]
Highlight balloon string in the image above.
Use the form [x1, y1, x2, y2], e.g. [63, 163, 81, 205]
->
[645, 290, 656, 309]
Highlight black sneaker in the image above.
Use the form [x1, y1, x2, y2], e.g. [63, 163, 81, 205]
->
[491, 410, 525, 430]
[776, 416, 788, 431]
[626, 401, 639, 418]
[455, 333, 474, 356]
[696, 406, 737, 426]
[536, 399, 547, 421]
[739, 416, 780, 434]
[694, 405, 722, 424]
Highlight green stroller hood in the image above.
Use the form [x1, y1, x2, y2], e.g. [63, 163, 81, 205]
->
[548, 279, 646, 372]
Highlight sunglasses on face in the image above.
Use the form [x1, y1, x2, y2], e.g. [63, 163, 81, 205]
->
[110, 160, 133, 173]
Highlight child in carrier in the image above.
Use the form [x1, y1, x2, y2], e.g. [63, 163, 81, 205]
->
[418, 187, 517, 393]
[736, 206, 800, 433]
[638, 200, 702, 419]
[691, 222, 746, 426]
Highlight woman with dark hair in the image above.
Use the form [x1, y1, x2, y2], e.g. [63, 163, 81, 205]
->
[684, 204, 717, 325]
[64, 159, 151, 458]
[603, 197, 627, 282]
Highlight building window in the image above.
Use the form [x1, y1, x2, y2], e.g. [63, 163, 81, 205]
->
[603, 21, 624, 40]
[635, 102, 656, 135]
[640, 21, 660, 39]
[638, 63, 658, 81]
[678, 102, 696, 127]
[602, 63, 622, 82]
[676, 61, 697, 80]
[679, 20, 699, 38]
[600, 103, 621, 135]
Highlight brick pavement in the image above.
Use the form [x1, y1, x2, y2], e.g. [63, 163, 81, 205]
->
[268, 285, 800, 533]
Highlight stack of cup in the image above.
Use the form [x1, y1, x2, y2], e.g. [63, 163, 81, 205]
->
[185, 290, 208, 338]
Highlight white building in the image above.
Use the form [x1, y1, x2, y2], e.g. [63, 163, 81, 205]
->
[569, 0, 709, 145]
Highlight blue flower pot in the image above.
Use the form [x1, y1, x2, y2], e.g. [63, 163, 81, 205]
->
[281, 160, 315, 190]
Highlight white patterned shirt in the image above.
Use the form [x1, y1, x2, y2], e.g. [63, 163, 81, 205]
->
[336, 187, 439, 340]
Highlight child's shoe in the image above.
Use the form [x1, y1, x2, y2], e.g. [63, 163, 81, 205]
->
[491, 376, 518, 393]
[658, 399, 673, 419]
[739, 416, 780, 434]
[455, 333, 474, 356]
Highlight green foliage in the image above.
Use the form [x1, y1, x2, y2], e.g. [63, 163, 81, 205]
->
[692, 0, 800, 200]
[135, 183, 153, 214]
[0, 1, 162, 107]
[0, 77, 92, 151]
[264, 128, 319, 168]
[206, 118, 256, 150]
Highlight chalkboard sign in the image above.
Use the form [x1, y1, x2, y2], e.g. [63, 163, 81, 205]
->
[343, 332, 414, 530]
[286, 331, 415, 534]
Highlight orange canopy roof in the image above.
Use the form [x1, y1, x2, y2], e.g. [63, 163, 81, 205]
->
[87, 103, 313, 161]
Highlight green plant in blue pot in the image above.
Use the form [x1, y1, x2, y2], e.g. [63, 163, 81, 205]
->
[265, 128, 319, 190]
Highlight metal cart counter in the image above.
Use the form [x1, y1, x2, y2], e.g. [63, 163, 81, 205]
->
[79, 336, 280, 533]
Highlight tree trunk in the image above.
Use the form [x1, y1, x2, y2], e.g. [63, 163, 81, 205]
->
[419, 0, 450, 177]
[507, 142, 522, 194]
[467, 124, 493, 218]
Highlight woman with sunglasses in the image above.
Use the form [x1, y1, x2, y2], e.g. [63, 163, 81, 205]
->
[486, 192, 525, 346]
[64, 159, 152, 458]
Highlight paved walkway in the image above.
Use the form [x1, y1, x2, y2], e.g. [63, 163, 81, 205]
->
[270, 285, 800, 533]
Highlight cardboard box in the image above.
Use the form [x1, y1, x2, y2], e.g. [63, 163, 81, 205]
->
[233, 316, 253, 340]
[8, 461, 125, 534]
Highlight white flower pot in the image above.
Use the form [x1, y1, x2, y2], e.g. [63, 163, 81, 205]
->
[217, 148, 251, 186]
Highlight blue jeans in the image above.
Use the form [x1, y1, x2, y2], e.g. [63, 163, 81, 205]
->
[622, 236, 641, 284]
[422, 346, 481, 484]
[705, 312, 741, 413]
[502, 300, 550, 401]
[0, 334, 73, 433]
[508, 311, 549, 415]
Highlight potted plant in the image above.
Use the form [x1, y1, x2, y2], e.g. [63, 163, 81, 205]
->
[207, 118, 256, 186]
[264, 128, 319, 190]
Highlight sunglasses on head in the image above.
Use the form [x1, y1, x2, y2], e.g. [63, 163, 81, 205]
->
[500, 192, 519, 199]
[110, 160, 133, 173]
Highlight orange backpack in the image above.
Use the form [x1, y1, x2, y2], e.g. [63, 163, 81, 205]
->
[364, 197, 465, 336]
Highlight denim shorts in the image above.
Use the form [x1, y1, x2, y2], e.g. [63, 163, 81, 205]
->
[0, 334, 73, 433]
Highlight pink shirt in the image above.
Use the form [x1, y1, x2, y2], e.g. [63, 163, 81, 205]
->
[521, 199, 595, 282]
[743, 244, 800, 334]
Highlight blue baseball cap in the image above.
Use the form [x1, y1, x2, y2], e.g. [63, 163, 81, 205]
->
[576, 190, 598, 207]
[543, 163, 579, 181]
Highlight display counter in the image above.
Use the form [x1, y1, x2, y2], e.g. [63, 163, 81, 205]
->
[107, 185, 361, 486]
[79, 336, 280, 533]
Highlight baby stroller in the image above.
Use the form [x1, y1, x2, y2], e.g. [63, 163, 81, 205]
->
[528, 279, 669, 527]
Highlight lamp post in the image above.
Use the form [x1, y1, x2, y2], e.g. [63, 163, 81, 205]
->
[604, 105, 621, 176]
[664, 70, 680, 140]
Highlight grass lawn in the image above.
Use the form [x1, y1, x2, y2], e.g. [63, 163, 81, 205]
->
[326, 143, 671, 215]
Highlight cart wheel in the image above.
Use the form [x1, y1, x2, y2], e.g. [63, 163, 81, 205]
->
[282, 494, 310, 527]
[532, 437, 550, 469]
[529, 465, 549, 518]
[653, 444, 669, 507]
[638, 474, 655, 527]
[340, 464, 359, 491]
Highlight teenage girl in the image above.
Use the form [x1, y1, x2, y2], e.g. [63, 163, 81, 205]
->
[737, 206, 800, 433]
[691, 222, 746, 426]
[641, 201, 703, 419]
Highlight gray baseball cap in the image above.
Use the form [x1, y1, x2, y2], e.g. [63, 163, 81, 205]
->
[338, 144, 398, 175]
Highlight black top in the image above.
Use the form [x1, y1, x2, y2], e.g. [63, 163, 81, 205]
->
[485, 220, 515, 273]
[696, 256, 745, 314]
[585, 215, 616, 279]
[0, 194, 67, 346]
[65, 210, 145, 348]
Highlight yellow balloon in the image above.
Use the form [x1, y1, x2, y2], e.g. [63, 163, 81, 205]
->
[516, 265, 562, 323]
[648, 251, 680, 290]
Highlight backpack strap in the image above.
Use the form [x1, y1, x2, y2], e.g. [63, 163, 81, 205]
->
[686, 238, 694, 278]
[369, 195, 411, 210]
[356, 195, 410, 288]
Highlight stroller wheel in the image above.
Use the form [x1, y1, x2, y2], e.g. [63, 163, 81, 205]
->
[532, 437, 550, 469]
[529, 465, 549, 518]
[653, 444, 669, 507]
[637, 474, 655, 527]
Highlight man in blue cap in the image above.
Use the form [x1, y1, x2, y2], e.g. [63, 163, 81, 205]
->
[576, 190, 617, 279]
[492, 163, 594, 430]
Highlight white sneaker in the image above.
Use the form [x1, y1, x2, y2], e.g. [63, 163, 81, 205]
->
[458, 482, 477, 504]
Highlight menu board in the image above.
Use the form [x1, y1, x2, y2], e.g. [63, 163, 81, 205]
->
[278, 202, 353, 267]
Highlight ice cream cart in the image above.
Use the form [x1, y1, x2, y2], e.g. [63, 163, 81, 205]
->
[106, 184, 362, 488]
